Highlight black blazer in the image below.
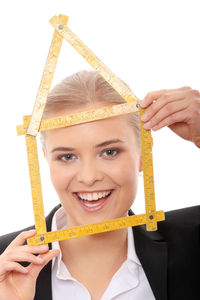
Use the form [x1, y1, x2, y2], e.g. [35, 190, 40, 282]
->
[0, 205, 200, 300]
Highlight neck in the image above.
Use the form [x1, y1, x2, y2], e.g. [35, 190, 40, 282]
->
[60, 227, 128, 259]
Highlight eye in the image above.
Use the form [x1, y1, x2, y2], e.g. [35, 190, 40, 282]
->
[59, 153, 76, 162]
[102, 148, 119, 158]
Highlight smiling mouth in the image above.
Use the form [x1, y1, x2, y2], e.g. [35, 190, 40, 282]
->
[74, 190, 113, 210]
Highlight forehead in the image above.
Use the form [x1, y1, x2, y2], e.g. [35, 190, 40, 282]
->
[44, 106, 137, 148]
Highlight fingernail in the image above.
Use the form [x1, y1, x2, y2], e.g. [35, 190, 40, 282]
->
[152, 125, 158, 131]
[22, 267, 28, 273]
[55, 250, 60, 256]
[141, 113, 148, 121]
[40, 245, 49, 250]
[143, 122, 151, 129]
[140, 100, 146, 107]
[36, 257, 44, 263]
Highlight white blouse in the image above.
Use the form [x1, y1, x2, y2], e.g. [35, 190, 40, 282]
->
[51, 207, 155, 300]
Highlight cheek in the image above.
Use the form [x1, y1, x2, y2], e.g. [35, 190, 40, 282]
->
[121, 162, 139, 210]
[116, 155, 140, 203]
[49, 165, 70, 193]
[121, 161, 139, 195]
[107, 154, 139, 188]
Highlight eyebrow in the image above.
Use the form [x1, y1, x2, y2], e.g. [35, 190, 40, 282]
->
[51, 139, 124, 153]
[95, 139, 124, 148]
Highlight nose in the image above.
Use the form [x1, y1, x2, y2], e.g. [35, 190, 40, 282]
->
[76, 159, 104, 186]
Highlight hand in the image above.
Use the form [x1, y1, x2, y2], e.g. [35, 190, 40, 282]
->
[0, 230, 59, 300]
[140, 86, 200, 148]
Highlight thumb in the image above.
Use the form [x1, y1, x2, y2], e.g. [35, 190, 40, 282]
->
[26, 249, 60, 279]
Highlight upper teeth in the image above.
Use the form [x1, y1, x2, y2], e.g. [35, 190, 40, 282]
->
[77, 191, 111, 201]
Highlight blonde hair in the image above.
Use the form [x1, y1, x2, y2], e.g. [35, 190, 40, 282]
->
[41, 70, 140, 147]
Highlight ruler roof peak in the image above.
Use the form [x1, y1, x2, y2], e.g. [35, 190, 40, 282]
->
[26, 14, 139, 137]
[49, 14, 69, 27]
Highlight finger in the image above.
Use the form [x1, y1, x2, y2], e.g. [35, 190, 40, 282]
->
[27, 249, 59, 279]
[141, 92, 186, 123]
[0, 261, 28, 279]
[141, 89, 169, 107]
[19, 244, 49, 255]
[7, 230, 37, 249]
[150, 109, 188, 131]
[143, 99, 188, 130]
[194, 137, 200, 148]
[3, 249, 47, 265]
[141, 87, 190, 108]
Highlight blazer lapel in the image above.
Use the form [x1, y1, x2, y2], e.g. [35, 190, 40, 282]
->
[129, 210, 168, 300]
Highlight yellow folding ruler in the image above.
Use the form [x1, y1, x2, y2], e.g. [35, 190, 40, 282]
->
[17, 14, 165, 245]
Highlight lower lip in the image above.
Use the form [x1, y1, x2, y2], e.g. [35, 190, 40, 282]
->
[74, 191, 113, 212]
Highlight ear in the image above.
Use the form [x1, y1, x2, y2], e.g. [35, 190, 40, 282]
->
[139, 155, 143, 173]
[42, 147, 47, 159]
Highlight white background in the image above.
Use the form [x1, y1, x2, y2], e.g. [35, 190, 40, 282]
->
[0, 0, 199, 235]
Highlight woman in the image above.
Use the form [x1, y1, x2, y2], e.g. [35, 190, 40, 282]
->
[0, 71, 199, 300]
